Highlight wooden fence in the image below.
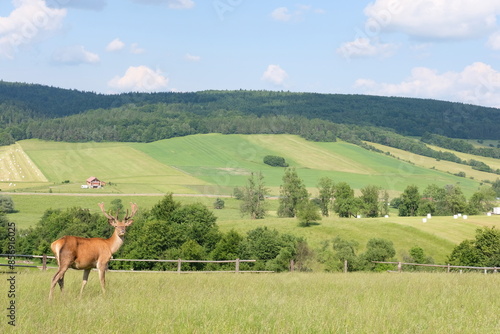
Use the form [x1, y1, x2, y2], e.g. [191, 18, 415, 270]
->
[0, 254, 271, 273]
[4, 255, 499, 274]
[373, 261, 500, 274]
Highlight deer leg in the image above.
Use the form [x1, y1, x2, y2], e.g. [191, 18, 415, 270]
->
[57, 274, 65, 291]
[49, 266, 68, 300]
[97, 261, 107, 295]
[79, 269, 91, 297]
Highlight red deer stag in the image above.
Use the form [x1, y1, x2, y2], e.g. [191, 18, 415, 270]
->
[48, 202, 137, 300]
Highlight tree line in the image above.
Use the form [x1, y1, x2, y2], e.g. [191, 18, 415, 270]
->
[421, 133, 500, 159]
[9, 196, 310, 272]
[5, 193, 497, 272]
[0, 195, 431, 273]
[236, 168, 497, 223]
[2, 82, 500, 142]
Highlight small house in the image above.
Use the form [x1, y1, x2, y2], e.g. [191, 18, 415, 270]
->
[86, 177, 106, 189]
[493, 207, 500, 215]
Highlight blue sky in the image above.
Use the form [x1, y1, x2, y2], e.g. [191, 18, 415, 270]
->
[1, 0, 500, 108]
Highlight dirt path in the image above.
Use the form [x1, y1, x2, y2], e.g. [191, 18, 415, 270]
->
[0, 192, 232, 198]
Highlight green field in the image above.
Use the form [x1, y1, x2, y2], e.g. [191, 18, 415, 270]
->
[1, 271, 499, 333]
[0, 134, 488, 197]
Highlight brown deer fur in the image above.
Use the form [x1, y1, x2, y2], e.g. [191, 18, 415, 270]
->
[48, 203, 137, 300]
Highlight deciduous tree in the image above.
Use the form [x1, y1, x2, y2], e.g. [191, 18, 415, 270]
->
[332, 182, 359, 218]
[277, 167, 308, 218]
[398, 185, 420, 216]
[317, 177, 335, 217]
[240, 172, 268, 219]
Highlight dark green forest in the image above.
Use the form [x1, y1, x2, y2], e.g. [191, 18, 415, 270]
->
[1, 81, 500, 142]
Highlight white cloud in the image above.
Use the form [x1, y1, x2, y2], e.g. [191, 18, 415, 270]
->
[487, 31, 500, 50]
[106, 39, 144, 54]
[106, 38, 125, 52]
[271, 5, 324, 22]
[0, 0, 67, 58]
[185, 53, 201, 62]
[51, 45, 100, 65]
[130, 43, 145, 54]
[108, 65, 169, 92]
[261, 65, 288, 86]
[131, 0, 195, 9]
[271, 7, 292, 22]
[364, 0, 500, 40]
[337, 37, 397, 59]
[355, 62, 500, 107]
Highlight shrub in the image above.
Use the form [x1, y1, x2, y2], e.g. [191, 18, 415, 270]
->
[213, 198, 225, 209]
[263, 155, 289, 167]
[0, 195, 15, 213]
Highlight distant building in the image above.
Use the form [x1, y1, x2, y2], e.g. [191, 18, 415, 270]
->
[86, 176, 106, 189]
[493, 207, 500, 215]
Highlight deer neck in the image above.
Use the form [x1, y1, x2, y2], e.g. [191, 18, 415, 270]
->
[107, 229, 124, 254]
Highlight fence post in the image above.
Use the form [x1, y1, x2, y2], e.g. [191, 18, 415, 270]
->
[235, 258, 240, 273]
[398, 262, 402, 273]
[177, 258, 182, 273]
[290, 259, 295, 272]
[344, 260, 348, 273]
[42, 254, 47, 271]
[447, 264, 450, 273]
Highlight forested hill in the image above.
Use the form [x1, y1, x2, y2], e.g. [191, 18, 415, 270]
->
[1, 81, 500, 140]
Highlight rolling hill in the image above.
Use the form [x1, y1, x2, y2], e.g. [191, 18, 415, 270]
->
[0, 134, 489, 197]
[1, 81, 500, 141]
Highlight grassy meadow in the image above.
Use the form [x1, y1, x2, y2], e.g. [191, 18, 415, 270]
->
[0, 134, 487, 196]
[1, 270, 500, 333]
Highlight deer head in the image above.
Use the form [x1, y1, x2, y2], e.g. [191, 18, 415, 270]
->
[98, 202, 137, 236]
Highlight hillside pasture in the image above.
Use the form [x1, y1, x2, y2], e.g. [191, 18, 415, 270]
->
[0, 135, 486, 196]
[132, 134, 483, 196]
[19, 139, 208, 194]
[368, 141, 499, 183]
[2, 271, 500, 333]
[216, 213, 500, 264]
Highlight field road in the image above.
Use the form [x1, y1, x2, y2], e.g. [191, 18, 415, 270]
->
[0, 192, 232, 198]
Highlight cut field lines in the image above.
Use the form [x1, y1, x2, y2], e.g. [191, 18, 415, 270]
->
[367, 141, 498, 182]
[426, 144, 500, 171]
[0, 143, 48, 183]
[244, 135, 375, 174]
[19, 140, 208, 187]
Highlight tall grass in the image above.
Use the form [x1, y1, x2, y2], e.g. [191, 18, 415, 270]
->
[2, 270, 500, 333]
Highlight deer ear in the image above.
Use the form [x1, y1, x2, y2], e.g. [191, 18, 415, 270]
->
[108, 219, 117, 227]
[124, 219, 134, 226]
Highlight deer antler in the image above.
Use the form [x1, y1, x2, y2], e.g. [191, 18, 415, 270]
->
[98, 202, 117, 224]
[124, 203, 138, 225]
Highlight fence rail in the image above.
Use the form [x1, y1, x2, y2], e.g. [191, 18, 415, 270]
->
[0, 254, 270, 273]
[373, 261, 500, 273]
[4, 254, 499, 274]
